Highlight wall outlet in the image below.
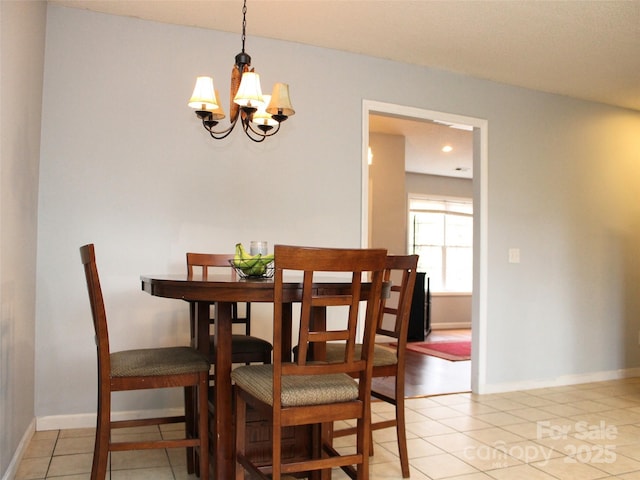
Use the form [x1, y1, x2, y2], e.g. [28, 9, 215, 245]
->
[508, 248, 520, 264]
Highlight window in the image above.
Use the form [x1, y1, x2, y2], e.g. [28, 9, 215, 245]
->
[408, 196, 473, 292]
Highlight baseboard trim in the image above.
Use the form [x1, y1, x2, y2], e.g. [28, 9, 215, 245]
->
[36, 407, 185, 431]
[478, 367, 640, 395]
[431, 322, 472, 330]
[2, 418, 36, 480]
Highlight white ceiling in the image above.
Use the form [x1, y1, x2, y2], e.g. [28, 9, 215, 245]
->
[370, 114, 474, 178]
[49, 0, 640, 179]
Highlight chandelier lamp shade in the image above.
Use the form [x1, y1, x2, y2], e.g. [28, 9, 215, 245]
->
[188, 0, 295, 143]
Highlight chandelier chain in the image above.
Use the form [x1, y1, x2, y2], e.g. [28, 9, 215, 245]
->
[241, 0, 247, 53]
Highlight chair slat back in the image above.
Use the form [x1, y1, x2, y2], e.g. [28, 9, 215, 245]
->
[273, 245, 387, 382]
[186, 252, 235, 280]
[376, 255, 419, 342]
[186, 252, 252, 331]
[79, 244, 111, 374]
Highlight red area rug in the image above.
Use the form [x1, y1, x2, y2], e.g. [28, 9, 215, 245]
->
[405, 341, 471, 361]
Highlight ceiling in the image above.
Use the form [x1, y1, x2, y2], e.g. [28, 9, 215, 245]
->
[369, 114, 474, 178]
[49, 0, 640, 179]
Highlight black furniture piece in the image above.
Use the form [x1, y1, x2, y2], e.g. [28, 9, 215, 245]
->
[407, 273, 430, 341]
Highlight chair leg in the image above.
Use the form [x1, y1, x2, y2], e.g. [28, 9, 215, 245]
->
[318, 423, 333, 480]
[396, 382, 409, 478]
[356, 415, 370, 480]
[197, 373, 210, 480]
[272, 417, 282, 480]
[184, 386, 196, 475]
[91, 388, 110, 480]
[234, 388, 246, 480]
[367, 405, 374, 457]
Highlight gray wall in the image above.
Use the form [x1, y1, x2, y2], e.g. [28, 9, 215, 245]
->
[0, 0, 46, 476]
[406, 172, 473, 199]
[16, 5, 640, 435]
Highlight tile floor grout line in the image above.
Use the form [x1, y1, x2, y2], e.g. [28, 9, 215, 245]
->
[16, 377, 640, 479]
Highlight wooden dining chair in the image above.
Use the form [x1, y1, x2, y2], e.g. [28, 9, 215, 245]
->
[326, 254, 419, 478]
[186, 252, 273, 366]
[232, 245, 387, 480]
[80, 244, 210, 480]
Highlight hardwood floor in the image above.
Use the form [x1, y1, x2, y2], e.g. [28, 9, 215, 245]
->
[424, 328, 471, 343]
[373, 328, 471, 398]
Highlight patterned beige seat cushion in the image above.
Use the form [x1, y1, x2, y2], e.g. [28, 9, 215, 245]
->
[111, 347, 210, 377]
[324, 343, 398, 367]
[231, 364, 359, 407]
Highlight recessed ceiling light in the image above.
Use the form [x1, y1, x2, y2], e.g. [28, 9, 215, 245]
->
[442, 145, 453, 153]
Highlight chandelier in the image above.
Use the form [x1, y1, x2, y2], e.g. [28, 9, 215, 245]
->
[188, 0, 295, 143]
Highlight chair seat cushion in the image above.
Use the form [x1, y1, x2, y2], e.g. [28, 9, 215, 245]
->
[111, 347, 210, 377]
[211, 334, 272, 354]
[231, 364, 359, 407]
[324, 343, 398, 367]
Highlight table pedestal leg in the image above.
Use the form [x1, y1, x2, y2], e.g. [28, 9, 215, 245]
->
[212, 301, 233, 479]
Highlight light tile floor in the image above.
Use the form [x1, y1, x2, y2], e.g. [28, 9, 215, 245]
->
[17, 377, 640, 479]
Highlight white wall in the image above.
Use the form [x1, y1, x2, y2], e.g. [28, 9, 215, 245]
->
[0, 0, 46, 475]
[35, 6, 640, 426]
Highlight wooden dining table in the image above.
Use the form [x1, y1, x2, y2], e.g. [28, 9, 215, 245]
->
[140, 272, 386, 480]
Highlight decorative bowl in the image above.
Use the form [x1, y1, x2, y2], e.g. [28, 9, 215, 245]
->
[229, 258, 274, 279]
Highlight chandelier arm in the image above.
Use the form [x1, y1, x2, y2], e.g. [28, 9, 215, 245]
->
[244, 120, 282, 140]
[241, 120, 268, 143]
[244, 132, 267, 143]
[203, 116, 239, 140]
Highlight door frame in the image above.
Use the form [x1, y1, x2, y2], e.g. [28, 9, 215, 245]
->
[361, 99, 488, 393]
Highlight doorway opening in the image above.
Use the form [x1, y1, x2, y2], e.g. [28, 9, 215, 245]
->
[361, 100, 488, 395]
